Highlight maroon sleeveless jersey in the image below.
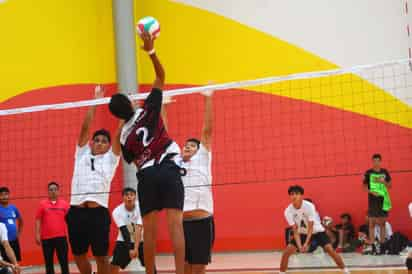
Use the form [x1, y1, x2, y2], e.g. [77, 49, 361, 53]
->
[120, 88, 173, 169]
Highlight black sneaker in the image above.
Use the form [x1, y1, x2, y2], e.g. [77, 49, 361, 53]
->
[373, 242, 381, 255]
[362, 244, 373, 255]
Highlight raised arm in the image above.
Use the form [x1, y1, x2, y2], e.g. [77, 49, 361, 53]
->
[111, 121, 124, 156]
[141, 32, 165, 90]
[78, 86, 104, 147]
[201, 91, 214, 150]
[160, 96, 174, 131]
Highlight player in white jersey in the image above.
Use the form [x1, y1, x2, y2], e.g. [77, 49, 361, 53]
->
[110, 188, 156, 274]
[280, 185, 349, 274]
[67, 86, 121, 274]
[407, 202, 412, 273]
[162, 90, 215, 274]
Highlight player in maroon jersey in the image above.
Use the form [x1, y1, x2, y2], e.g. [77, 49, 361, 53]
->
[108, 32, 185, 274]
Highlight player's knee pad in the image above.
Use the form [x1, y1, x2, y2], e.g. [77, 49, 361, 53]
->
[406, 257, 412, 270]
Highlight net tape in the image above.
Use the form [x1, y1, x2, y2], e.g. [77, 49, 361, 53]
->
[0, 58, 410, 116]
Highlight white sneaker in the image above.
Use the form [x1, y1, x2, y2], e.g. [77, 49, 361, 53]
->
[313, 246, 324, 254]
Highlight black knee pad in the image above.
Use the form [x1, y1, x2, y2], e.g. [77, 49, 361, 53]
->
[406, 257, 412, 270]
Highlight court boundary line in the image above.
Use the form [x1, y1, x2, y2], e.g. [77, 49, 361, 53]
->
[157, 264, 404, 273]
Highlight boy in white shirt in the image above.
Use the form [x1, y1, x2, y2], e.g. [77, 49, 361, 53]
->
[279, 185, 349, 274]
[111, 188, 156, 274]
[162, 90, 215, 274]
[67, 86, 121, 274]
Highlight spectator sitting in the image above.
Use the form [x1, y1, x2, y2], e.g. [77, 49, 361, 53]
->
[358, 215, 371, 254]
[358, 215, 369, 241]
[322, 216, 338, 249]
[375, 221, 392, 243]
[336, 213, 355, 252]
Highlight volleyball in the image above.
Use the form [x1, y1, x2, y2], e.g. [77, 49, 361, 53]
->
[136, 16, 160, 39]
[322, 216, 333, 226]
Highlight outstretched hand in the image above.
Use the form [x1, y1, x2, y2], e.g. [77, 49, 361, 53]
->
[201, 89, 214, 97]
[201, 81, 215, 97]
[163, 96, 175, 105]
[140, 31, 154, 52]
[94, 85, 105, 99]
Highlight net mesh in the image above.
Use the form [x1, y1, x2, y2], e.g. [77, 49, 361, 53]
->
[0, 59, 411, 201]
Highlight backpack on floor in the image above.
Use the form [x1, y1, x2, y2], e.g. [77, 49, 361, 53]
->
[382, 232, 409, 255]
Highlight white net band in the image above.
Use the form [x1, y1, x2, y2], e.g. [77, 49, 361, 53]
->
[1, 58, 410, 116]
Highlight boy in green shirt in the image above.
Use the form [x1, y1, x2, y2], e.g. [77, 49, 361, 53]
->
[363, 154, 392, 255]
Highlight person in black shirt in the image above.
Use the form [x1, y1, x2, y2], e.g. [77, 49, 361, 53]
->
[363, 153, 392, 253]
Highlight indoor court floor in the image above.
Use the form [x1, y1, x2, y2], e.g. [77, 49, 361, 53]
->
[24, 251, 410, 273]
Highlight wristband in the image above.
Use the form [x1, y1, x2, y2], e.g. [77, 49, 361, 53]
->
[147, 48, 155, 55]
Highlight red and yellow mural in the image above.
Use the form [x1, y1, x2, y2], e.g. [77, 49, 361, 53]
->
[0, 0, 411, 266]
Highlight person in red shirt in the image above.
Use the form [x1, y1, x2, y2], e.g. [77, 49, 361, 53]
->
[35, 182, 70, 274]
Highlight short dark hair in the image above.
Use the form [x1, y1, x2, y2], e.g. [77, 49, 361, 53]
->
[372, 153, 382, 160]
[122, 187, 137, 196]
[48, 182, 59, 189]
[109, 93, 135, 121]
[288, 185, 304, 195]
[340, 213, 352, 221]
[186, 138, 200, 149]
[92, 129, 111, 143]
[0, 187, 10, 194]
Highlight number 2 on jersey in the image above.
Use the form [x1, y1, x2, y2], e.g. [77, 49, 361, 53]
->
[136, 127, 154, 147]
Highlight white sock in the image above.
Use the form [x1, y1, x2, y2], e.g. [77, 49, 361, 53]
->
[279, 272, 286, 274]
[343, 267, 350, 273]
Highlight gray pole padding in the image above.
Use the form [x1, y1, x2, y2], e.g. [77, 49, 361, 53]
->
[112, 0, 138, 189]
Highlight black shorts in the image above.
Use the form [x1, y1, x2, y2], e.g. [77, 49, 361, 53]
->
[0, 239, 21, 262]
[290, 232, 330, 249]
[66, 206, 111, 256]
[368, 195, 388, 218]
[0, 267, 12, 274]
[112, 242, 136, 269]
[137, 160, 184, 216]
[112, 242, 155, 272]
[183, 216, 215, 265]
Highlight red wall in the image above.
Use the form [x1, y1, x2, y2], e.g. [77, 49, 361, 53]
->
[0, 84, 411, 265]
